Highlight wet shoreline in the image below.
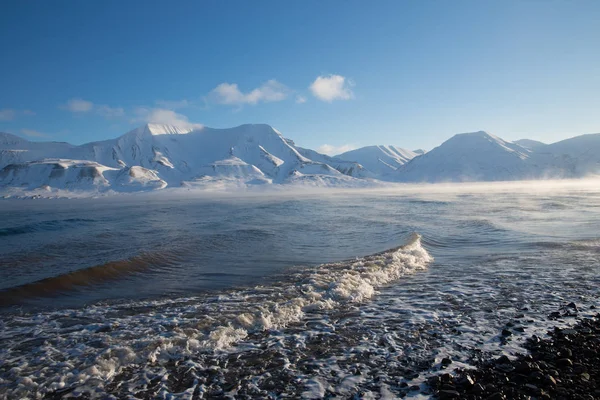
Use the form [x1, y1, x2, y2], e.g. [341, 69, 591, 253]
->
[429, 303, 600, 400]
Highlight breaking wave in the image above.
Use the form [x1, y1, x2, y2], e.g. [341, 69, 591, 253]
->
[0, 250, 187, 306]
[0, 233, 432, 398]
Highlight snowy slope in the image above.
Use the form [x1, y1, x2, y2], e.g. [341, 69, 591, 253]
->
[0, 132, 76, 169]
[513, 139, 546, 150]
[395, 131, 533, 182]
[0, 159, 114, 191]
[336, 145, 418, 178]
[527, 133, 600, 178]
[0, 124, 367, 195]
[294, 145, 373, 179]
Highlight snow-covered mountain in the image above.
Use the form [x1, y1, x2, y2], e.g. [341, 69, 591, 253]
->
[395, 131, 533, 182]
[527, 133, 600, 178]
[2, 125, 600, 195]
[336, 145, 418, 177]
[0, 124, 373, 195]
[395, 131, 600, 182]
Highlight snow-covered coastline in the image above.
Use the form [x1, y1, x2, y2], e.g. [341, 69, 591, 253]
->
[1, 123, 600, 198]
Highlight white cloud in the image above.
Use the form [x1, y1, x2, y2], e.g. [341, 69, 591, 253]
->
[96, 105, 125, 118]
[0, 109, 16, 121]
[309, 74, 354, 102]
[0, 108, 35, 120]
[62, 98, 94, 112]
[61, 98, 125, 119]
[209, 79, 289, 105]
[20, 128, 48, 138]
[133, 107, 203, 129]
[295, 95, 307, 104]
[316, 143, 357, 156]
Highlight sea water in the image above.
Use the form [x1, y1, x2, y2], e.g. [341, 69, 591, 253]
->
[1, 181, 599, 398]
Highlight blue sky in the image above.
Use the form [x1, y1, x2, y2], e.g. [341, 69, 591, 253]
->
[1, 1, 599, 154]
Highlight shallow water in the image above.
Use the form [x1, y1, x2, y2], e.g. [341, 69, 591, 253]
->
[1, 182, 600, 398]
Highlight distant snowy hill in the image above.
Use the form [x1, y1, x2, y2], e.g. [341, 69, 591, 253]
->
[2, 125, 600, 196]
[396, 131, 600, 182]
[0, 124, 373, 196]
[395, 131, 533, 182]
[513, 139, 546, 150]
[336, 145, 418, 177]
[527, 133, 600, 178]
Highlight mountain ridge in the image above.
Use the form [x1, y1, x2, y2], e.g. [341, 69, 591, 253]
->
[1, 124, 600, 196]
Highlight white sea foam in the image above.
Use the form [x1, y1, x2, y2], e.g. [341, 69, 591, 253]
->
[0, 234, 432, 399]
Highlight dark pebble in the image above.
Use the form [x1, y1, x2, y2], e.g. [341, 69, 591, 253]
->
[472, 383, 485, 393]
[556, 358, 573, 367]
[495, 355, 511, 364]
[428, 307, 600, 400]
[438, 389, 460, 399]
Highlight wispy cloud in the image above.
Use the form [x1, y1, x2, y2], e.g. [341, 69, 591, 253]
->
[0, 109, 16, 121]
[61, 98, 124, 119]
[316, 143, 357, 156]
[96, 105, 125, 118]
[309, 74, 354, 102]
[62, 98, 94, 113]
[208, 79, 290, 106]
[295, 95, 307, 104]
[133, 107, 203, 130]
[20, 128, 48, 138]
[0, 108, 35, 121]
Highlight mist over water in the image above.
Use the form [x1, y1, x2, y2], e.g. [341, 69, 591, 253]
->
[1, 180, 599, 398]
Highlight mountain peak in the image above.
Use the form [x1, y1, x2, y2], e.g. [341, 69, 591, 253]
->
[143, 123, 199, 136]
[0, 132, 29, 145]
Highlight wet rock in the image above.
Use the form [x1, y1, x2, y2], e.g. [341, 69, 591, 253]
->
[560, 348, 572, 358]
[581, 372, 590, 381]
[472, 383, 485, 393]
[438, 389, 460, 399]
[545, 374, 557, 386]
[441, 357, 452, 366]
[556, 358, 573, 367]
[456, 374, 475, 389]
[524, 383, 540, 394]
[495, 363, 514, 373]
[548, 311, 561, 319]
[485, 393, 504, 400]
[440, 373, 453, 383]
[484, 383, 497, 392]
[501, 329, 512, 337]
[495, 355, 511, 364]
